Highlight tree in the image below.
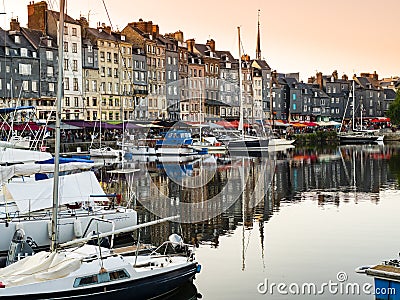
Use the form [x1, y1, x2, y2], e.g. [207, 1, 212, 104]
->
[387, 89, 400, 125]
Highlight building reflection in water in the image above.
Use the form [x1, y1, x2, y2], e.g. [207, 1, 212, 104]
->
[99, 144, 400, 247]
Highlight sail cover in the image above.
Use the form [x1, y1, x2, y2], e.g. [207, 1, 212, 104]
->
[5, 171, 108, 213]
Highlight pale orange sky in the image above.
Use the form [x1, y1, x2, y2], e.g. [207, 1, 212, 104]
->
[6, 0, 400, 81]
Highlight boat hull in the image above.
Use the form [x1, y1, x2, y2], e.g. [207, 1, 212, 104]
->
[0, 210, 137, 259]
[339, 135, 383, 144]
[0, 263, 198, 300]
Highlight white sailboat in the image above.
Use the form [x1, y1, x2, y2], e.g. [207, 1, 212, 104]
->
[0, 1, 200, 297]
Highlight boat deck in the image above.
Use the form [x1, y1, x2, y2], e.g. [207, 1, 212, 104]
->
[366, 264, 400, 281]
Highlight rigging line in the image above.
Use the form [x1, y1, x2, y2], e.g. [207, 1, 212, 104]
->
[101, 0, 113, 31]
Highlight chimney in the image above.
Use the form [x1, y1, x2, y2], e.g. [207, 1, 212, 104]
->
[152, 24, 159, 38]
[28, 1, 47, 33]
[206, 39, 215, 52]
[10, 18, 20, 32]
[316, 72, 323, 90]
[173, 31, 184, 43]
[332, 70, 338, 80]
[186, 38, 195, 53]
[241, 54, 250, 61]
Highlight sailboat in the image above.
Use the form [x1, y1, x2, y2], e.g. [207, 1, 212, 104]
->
[226, 27, 270, 155]
[339, 80, 384, 144]
[0, 1, 200, 297]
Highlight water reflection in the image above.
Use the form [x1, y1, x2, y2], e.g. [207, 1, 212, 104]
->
[98, 144, 400, 299]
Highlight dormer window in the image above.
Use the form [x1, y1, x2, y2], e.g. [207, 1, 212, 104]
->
[121, 35, 126, 41]
[20, 48, 28, 57]
[14, 36, 20, 44]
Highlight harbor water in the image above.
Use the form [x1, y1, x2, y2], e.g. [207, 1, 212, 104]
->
[103, 143, 400, 299]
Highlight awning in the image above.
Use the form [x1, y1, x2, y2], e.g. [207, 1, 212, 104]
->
[371, 117, 390, 123]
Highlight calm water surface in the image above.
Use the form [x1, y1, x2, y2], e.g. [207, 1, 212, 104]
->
[105, 143, 400, 299]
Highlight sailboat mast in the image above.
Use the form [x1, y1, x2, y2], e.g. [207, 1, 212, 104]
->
[51, 0, 66, 252]
[237, 27, 244, 135]
[352, 80, 355, 131]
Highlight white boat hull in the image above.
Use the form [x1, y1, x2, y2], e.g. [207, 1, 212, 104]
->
[0, 209, 137, 256]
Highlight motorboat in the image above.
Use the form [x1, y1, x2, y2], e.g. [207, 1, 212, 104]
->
[155, 130, 200, 158]
[89, 146, 124, 158]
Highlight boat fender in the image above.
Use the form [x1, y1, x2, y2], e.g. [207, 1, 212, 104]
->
[74, 220, 83, 238]
[196, 264, 202, 273]
[47, 221, 52, 239]
[15, 223, 24, 231]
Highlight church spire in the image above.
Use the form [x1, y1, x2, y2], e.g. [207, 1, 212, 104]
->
[256, 9, 261, 60]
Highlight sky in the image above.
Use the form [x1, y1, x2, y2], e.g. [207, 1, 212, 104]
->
[4, 0, 399, 81]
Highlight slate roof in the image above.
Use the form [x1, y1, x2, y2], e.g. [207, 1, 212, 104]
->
[21, 27, 56, 49]
[48, 10, 80, 25]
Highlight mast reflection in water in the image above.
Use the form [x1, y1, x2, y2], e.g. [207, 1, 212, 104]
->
[103, 144, 400, 299]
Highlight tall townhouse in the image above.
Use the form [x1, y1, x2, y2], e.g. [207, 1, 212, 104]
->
[116, 32, 135, 122]
[0, 22, 40, 118]
[270, 73, 290, 121]
[122, 20, 165, 120]
[240, 54, 253, 122]
[216, 50, 239, 120]
[79, 17, 99, 121]
[188, 39, 221, 119]
[82, 23, 130, 122]
[158, 36, 179, 120]
[166, 31, 189, 121]
[21, 23, 58, 122]
[184, 52, 205, 122]
[132, 47, 148, 120]
[252, 60, 271, 120]
[251, 67, 263, 120]
[354, 73, 385, 120]
[27, 1, 83, 120]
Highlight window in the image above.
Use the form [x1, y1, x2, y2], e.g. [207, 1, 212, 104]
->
[64, 26, 68, 35]
[22, 81, 29, 91]
[72, 43, 77, 53]
[100, 51, 105, 61]
[64, 42, 68, 52]
[107, 52, 111, 62]
[47, 66, 54, 76]
[88, 45, 93, 52]
[64, 77, 69, 90]
[114, 53, 118, 63]
[49, 82, 55, 92]
[14, 35, 20, 43]
[65, 97, 70, 106]
[72, 27, 77, 36]
[107, 67, 112, 77]
[293, 103, 297, 110]
[114, 68, 118, 78]
[32, 81, 38, 92]
[46, 50, 53, 60]
[19, 64, 31, 75]
[20, 48, 28, 57]
[88, 56, 93, 64]
[73, 78, 78, 91]
[74, 97, 79, 107]
[64, 59, 69, 70]
[92, 80, 97, 92]
[92, 97, 97, 106]
[108, 83, 112, 93]
[72, 60, 78, 71]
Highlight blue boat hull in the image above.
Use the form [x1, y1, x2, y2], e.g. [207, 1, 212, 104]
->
[1, 263, 198, 300]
